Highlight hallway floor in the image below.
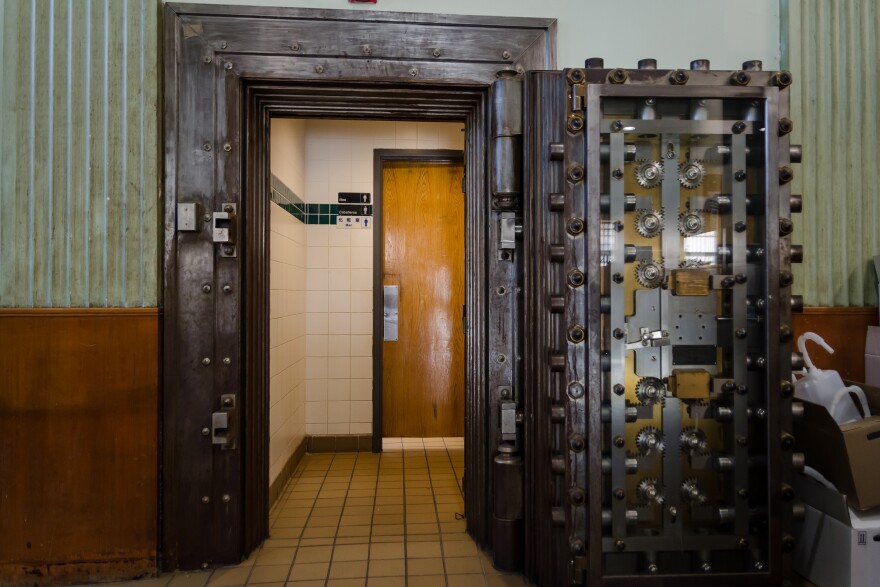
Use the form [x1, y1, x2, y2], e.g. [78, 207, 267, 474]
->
[91, 438, 527, 587]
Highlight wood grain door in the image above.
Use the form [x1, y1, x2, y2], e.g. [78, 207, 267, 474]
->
[382, 159, 465, 437]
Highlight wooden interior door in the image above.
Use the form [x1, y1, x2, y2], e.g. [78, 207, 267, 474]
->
[382, 159, 465, 437]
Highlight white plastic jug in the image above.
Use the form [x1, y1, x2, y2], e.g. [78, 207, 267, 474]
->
[794, 332, 870, 424]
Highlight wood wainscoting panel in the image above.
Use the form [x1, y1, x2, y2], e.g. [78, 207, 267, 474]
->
[792, 307, 879, 382]
[0, 309, 160, 585]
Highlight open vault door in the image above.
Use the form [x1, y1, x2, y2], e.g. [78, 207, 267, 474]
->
[494, 61, 802, 586]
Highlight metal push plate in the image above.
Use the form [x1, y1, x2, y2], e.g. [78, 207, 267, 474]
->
[384, 285, 399, 341]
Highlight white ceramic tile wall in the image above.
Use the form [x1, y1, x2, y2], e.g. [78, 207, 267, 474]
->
[303, 120, 465, 435]
[268, 117, 308, 484]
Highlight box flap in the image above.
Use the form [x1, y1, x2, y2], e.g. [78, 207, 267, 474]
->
[845, 380, 880, 415]
[795, 400, 859, 500]
[793, 473, 852, 524]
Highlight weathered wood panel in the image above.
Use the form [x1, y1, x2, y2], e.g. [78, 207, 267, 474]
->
[0, 0, 159, 308]
[0, 308, 160, 585]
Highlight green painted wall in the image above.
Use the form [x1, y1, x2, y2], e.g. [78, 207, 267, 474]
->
[0, 0, 159, 307]
[14, 1, 863, 308]
[785, 0, 879, 307]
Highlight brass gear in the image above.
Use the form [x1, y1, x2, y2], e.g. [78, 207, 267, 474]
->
[634, 160, 664, 189]
[635, 377, 667, 406]
[678, 160, 705, 189]
[680, 426, 710, 455]
[635, 426, 666, 455]
[680, 478, 707, 505]
[678, 210, 705, 236]
[637, 477, 665, 506]
[634, 209, 664, 238]
[635, 259, 665, 288]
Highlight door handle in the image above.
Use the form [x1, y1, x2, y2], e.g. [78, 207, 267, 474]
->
[212, 203, 237, 257]
[384, 285, 399, 341]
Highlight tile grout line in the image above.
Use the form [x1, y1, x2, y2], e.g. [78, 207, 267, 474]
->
[401, 442, 410, 586]
[424, 444, 452, 587]
[364, 450, 382, 583]
[322, 451, 355, 587]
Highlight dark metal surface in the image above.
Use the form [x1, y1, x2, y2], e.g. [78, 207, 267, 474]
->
[164, 3, 555, 570]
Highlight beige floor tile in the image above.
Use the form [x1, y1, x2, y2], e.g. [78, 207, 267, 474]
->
[247, 564, 291, 584]
[270, 528, 303, 539]
[368, 542, 405, 560]
[440, 521, 467, 534]
[406, 575, 445, 587]
[406, 541, 441, 558]
[255, 548, 297, 566]
[312, 506, 343, 516]
[368, 559, 405, 577]
[346, 497, 376, 507]
[283, 581, 324, 587]
[206, 567, 250, 587]
[301, 526, 337, 539]
[442, 540, 479, 557]
[326, 579, 365, 587]
[344, 505, 374, 516]
[340, 514, 373, 527]
[444, 557, 483, 575]
[406, 513, 437, 524]
[273, 517, 306, 529]
[406, 523, 439, 535]
[337, 525, 372, 538]
[371, 524, 404, 536]
[335, 536, 371, 545]
[366, 577, 406, 587]
[297, 537, 335, 547]
[405, 557, 444, 576]
[295, 546, 333, 564]
[450, 574, 488, 586]
[287, 562, 329, 582]
[370, 535, 405, 543]
[168, 571, 211, 587]
[372, 514, 404, 525]
[333, 544, 369, 562]
[328, 560, 368, 579]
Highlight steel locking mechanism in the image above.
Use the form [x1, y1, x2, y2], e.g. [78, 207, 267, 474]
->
[211, 394, 238, 450]
[213, 203, 237, 257]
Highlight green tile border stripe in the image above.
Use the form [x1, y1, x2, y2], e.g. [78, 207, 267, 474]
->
[269, 176, 373, 225]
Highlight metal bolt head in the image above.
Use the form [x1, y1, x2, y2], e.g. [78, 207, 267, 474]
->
[780, 325, 793, 342]
[779, 117, 794, 135]
[362, 45, 372, 55]
[647, 563, 658, 573]
[612, 273, 624, 284]
[222, 494, 231, 503]
[502, 50, 512, 60]
[732, 121, 747, 134]
[201, 427, 210, 436]
[315, 65, 325, 73]
[202, 357, 211, 366]
[203, 213, 212, 223]
[613, 435, 625, 448]
[219, 42, 228, 49]
[613, 488, 625, 500]
[203, 55, 212, 64]
[702, 562, 712, 573]
[432, 48, 442, 57]
[204, 142, 212, 151]
[222, 397, 234, 408]
[611, 120, 624, 132]
[738, 538, 749, 549]
[731, 70, 750, 86]
[780, 270, 794, 287]
[223, 245, 234, 255]
[737, 384, 748, 395]
[613, 383, 625, 396]
[223, 357, 231, 365]
[201, 496, 210, 504]
[736, 435, 748, 446]
[224, 62, 233, 70]
[612, 169, 623, 180]
[222, 284, 232, 294]
[613, 328, 625, 340]
[568, 382, 585, 399]
[609, 68, 628, 84]
[779, 166, 794, 184]
[734, 221, 747, 232]
[202, 284, 212, 293]
[735, 273, 747, 284]
[722, 381, 736, 393]
[781, 380, 794, 396]
[290, 42, 300, 51]
[223, 143, 232, 152]
[409, 67, 419, 77]
[734, 169, 747, 182]
[615, 539, 626, 551]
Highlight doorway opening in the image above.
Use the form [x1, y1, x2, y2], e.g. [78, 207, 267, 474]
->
[266, 119, 467, 508]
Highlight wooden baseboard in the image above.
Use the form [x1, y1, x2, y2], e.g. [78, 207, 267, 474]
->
[0, 308, 160, 585]
[269, 438, 308, 508]
[792, 306, 879, 381]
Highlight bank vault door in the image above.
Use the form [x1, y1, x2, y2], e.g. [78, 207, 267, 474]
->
[516, 62, 802, 586]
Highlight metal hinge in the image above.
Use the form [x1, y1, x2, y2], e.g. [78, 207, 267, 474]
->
[572, 83, 586, 111]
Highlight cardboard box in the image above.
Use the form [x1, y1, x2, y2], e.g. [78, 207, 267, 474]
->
[795, 382, 880, 510]
[794, 474, 880, 587]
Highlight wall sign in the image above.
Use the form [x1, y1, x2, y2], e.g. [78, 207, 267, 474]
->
[338, 192, 371, 204]
[338, 205, 372, 217]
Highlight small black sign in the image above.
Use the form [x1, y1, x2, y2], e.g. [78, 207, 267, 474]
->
[338, 192, 371, 204]
[338, 204, 372, 216]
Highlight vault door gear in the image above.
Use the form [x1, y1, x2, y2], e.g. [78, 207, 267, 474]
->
[511, 60, 803, 586]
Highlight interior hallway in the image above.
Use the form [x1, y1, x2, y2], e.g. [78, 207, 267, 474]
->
[77, 439, 525, 587]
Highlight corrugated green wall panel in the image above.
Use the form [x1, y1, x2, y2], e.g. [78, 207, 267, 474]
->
[787, 0, 880, 306]
[0, 0, 159, 308]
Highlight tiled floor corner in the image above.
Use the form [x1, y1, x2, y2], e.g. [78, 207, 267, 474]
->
[80, 438, 527, 587]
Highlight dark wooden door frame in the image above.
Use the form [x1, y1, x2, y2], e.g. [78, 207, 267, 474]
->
[371, 149, 466, 449]
[163, 3, 555, 569]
